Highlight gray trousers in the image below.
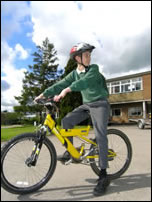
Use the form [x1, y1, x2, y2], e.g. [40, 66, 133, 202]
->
[61, 98, 110, 169]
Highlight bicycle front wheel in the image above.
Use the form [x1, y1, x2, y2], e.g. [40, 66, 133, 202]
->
[90, 129, 132, 180]
[1, 133, 57, 194]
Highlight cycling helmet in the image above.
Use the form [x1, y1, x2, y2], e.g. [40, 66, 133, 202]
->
[70, 42, 95, 60]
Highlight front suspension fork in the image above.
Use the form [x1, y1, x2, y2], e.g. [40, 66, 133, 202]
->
[25, 128, 47, 167]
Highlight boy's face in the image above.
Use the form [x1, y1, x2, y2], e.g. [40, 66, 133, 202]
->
[75, 51, 91, 66]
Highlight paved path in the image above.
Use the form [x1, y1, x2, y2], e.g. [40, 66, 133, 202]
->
[1, 125, 23, 129]
[1, 125, 151, 201]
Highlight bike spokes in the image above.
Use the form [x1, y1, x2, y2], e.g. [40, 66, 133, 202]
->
[3, 139, 50, 187]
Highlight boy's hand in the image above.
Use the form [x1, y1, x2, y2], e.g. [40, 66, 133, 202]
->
[53, 95, 62, 102]
[53, 87, 71, 102]
[34, 93, 45, 103]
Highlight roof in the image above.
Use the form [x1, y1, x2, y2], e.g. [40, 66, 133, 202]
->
[106, 70, 151, 82]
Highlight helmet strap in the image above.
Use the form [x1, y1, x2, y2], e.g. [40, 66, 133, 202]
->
[77, 53, 88, 68]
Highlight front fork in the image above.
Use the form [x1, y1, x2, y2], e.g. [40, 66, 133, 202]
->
[25, 126, 47, 167]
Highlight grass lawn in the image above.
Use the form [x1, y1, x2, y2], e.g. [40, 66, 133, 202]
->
[1, 125, 36, 142]
[1, 125, 92, 142]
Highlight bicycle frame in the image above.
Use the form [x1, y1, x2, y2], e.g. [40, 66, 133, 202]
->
[44, 114, 98, 159]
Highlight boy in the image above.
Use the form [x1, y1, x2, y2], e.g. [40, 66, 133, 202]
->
[35, 42, 110, 196]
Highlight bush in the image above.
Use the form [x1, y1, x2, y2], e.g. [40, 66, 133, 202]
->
[20, 116, 40, 125]
[1, 112, 20, 125]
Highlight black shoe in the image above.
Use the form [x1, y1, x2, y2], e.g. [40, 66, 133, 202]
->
[93, 175, 110, 197]
[57, 151, 71, 163]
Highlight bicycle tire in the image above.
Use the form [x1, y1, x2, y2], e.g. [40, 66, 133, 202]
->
[89, 129, 132, 180]
[1, 133, 57, 194]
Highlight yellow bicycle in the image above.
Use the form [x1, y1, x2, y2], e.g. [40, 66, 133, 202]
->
[1, 99, 132, 194]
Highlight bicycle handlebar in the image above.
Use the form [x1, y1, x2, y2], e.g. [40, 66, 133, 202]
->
[34, 98, 52, 105]
[34, 97, 59, 113]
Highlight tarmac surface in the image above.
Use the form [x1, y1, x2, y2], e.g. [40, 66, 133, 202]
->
[1, 125, 151, 201]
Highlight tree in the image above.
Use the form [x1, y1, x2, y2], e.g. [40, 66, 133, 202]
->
[57, 59, 82, 125]
[15, 38, 62, 122]
[1, 112, 19, 125]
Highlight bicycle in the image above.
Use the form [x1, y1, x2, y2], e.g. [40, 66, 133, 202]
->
[1, 98, 132, 195]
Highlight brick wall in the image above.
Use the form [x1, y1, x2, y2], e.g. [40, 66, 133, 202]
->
[143, 74, 151, 100]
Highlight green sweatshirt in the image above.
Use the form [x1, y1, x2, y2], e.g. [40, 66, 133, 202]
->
[43, 64, 109, 103]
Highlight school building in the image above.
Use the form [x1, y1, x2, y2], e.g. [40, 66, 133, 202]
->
[106, 71, 151, 123]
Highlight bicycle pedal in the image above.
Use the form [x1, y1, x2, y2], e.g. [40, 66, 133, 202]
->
[64, 158, 72, 165]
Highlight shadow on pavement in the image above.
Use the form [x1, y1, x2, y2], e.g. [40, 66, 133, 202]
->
[17, 173, 151, 201]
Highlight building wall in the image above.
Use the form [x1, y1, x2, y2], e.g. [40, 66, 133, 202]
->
[107, 71, 151, 123]
[110, 102, 143, 123]
[108, 91, 144, 104]
[108, 72, 151, 104]
[143, 74, 151, 100]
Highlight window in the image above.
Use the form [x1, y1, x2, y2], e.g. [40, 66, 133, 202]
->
[107, 77, 142, 94]
[121, 80, 131, 93]
[112, 108, 121, 117]
[131, 78, 142, 91]
[128, 107, 142, 116]
[111, 81, 120, 94]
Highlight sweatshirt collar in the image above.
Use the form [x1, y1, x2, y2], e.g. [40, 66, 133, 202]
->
[76, 68, 86, 74]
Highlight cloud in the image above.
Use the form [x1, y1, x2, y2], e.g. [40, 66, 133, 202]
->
[1, 1, 31, 40]
[1, 2, 31, 112]
[1, 80, 10, 91]
[120, 30, 151, 70]
[1, 1, 151, 111]
[30, 1, 85, 65]
[74, 1, 83, 10]
[29, 1, 151, 77]
[1, 41, 28, 112]
[97, 28, 151, 76]
[15, 44, 29, 59]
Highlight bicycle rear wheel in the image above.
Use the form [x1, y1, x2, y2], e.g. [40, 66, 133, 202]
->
[90, 129, 132, 180]
[1, 133, 57, 194]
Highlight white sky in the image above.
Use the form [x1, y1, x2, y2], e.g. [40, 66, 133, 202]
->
[1, 1, 151, 111]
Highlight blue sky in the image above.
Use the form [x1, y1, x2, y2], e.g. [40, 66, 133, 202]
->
[2, 4, 36, 74]
[1, 1, 151, 111]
